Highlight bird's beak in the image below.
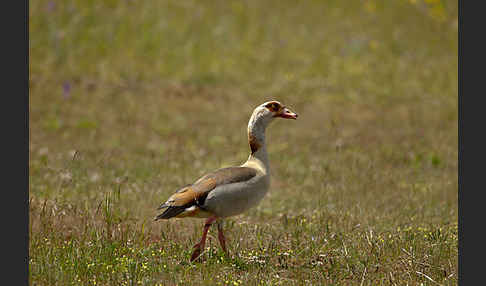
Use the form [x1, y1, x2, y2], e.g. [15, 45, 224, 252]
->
[276, 107, 298, 119]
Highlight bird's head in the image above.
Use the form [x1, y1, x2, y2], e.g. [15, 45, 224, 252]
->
[252, 100, 298, 124]
[247, 100, 298, 154]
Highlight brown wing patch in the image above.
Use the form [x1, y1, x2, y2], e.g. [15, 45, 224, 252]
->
[192, 177, 217, 193]
[167, 186, 200, 207]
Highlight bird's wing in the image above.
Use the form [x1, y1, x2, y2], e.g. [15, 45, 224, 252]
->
[155, 167, 258, 220]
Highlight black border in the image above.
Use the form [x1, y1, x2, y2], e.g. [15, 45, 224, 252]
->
[10, 0, 30, 284]
[3, 0, 29, 283]
[458, 1, 463, 284]
[459, 0, 477, 284]
[24, 0, 29, 284]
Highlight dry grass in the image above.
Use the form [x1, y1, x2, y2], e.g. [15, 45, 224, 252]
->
[29, 0, 457, 285]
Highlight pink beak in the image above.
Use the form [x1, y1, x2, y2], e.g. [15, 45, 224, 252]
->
[277, 107, 298, 119]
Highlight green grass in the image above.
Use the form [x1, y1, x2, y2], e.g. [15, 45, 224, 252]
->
[29, 0, 457, 285]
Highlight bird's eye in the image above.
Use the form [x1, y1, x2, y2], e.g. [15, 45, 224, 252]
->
[266, 102, 280, 112]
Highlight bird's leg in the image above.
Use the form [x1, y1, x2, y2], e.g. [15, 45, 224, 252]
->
[190, 216, 217, 262]
[217, 220, 228, 256]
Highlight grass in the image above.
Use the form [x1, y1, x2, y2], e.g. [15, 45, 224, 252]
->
[29, 0, 457, 285]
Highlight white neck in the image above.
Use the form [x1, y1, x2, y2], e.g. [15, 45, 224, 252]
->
[243, 108, 272, 173]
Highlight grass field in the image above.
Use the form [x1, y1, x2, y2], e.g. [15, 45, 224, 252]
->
[29, 0, 458, 285]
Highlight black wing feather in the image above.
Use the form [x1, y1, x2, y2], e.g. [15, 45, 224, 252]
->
[154, 206, 187, 220]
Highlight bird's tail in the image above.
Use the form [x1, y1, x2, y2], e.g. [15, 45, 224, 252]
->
[154, 205, 187, 221]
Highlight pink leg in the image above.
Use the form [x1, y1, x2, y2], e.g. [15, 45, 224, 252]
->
[217, 221, 228, 255]
[190, 216, 217, 262]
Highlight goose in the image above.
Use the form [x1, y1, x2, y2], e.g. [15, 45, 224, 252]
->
[155, 100, 298, 262]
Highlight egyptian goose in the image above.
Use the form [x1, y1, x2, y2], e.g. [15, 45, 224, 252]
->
[155, 101, 298, 262]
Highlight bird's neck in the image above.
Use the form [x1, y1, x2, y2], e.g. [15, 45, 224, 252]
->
[244, 114, 270, 173]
